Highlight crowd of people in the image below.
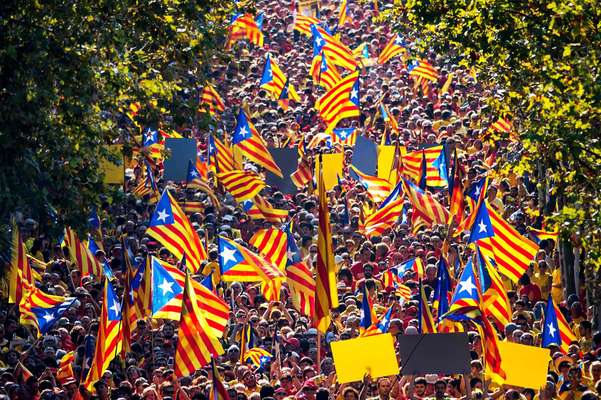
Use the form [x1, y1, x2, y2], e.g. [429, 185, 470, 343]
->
[1, 0, 600, 400]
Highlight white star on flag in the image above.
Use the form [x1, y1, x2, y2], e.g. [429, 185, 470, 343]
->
[238, 126, 248, 137]
[478, 220, 488, 233]
[42, 312, 55, 322]
[221, 246, 238, 265]
[110, 301, 121, 316]
[547, 322, 557, 338]
[458, 276, 477, 295]
[158, 278, 174, 295]
[156, 209, 170, 223]
[350, 87, 358, 100]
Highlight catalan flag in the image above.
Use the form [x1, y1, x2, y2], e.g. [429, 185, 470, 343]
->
[337, 0, 352, 28]
[218, 236, 285, 300]
[146, 190, 207, 273]
[443, 257, 482, 322]
[314, 158, 339, 332]
[64, 227, 103, 278]
[244, 348, 272, 368]
[291, 158, 313, 189]
[359, 285, 378, 335]
[199, 84, 225, 115]
[9, 222, 36, 305]
[19, 287, 76, 336]
[217, 169, 266, 202]
[447, 149, 465, 225]
[232, 109, 283, 177]
[394, 257, 425, 279]
[142, 127, 162, 159]
[379, 103, 399, 133]
[174, 272, 224, 378]
[285, 223, 316, 317]
[331, 127, 357, 146]
[315, 71, 360, 132]
[132, 160, 159, 202]
[83, 279, 122, 390]
[260, 54, 300, 101]
[542, 295, 576, 354]
[361, 196, 403, 238]
[454, 177, 489, 236]
[402, 145, 448, 188]
[186, 160, 221, 208]
[475, 246, 511, 330]
[241, 195, 288, 223]
[310, 51, 342, 91]
[480, 312, 506, 383]
[402, 178, 449, 227]
[350, 165, 393, 203]
[395, 283, 413, 301]
[150, 256, 229, 337]
[208, 134, 236, 173]
[433, 258, 462, 333]
[227, 13, 264, 48]
[56, 351, 75, 383]
[278, 79, 291, 111]
[490, 115, 512, 134]
[529, 227, 559, 244]
[468, 200, 538, 283]
[418, 280, 436, 334]
[293, 15, 320, 36]
[209, 359, 230, 400]
[130, 255, 151, 328]
[311, 24, 358, 71]
[408, 59, 439, 82]
[377, 34, 405, 64]
[250, 228, 288, 270]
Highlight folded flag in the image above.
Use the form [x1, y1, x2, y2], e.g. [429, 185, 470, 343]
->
[418, 280, 436, 334]
[208, 134, 236, 173]
[19, 288, 76, 336]
[402, 178, 449, 227]
[241, 195, 288, 223]
[284, 223, 316, 317]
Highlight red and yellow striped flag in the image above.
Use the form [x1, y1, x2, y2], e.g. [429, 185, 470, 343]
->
[250, 228, 288, 271]
[174, 273, 224, 377]
[377, 34, 405, 64]
[293, 15, 320, 36]
[64, 227, 103, 278]
[314, 158, 339, 332]
[217, 169, 266, 202]
[291, 158, 313, 189]
[9, 222, 37, 304]
[402, 178, 449, 227]
[315, 71, 360, 132]
[199, 84, 225, 115]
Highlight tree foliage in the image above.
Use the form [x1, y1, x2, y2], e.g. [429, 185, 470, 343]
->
[0, 0, 234, 238]
[383, 0, 600, 321]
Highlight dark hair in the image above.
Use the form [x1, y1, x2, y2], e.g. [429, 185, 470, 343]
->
[260, 386, 275, 399]
[316, 389, 329, 400]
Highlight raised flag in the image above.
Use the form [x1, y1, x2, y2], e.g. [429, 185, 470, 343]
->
[293, 15, 321, 36]
[9, 222, 36, 304]
[349, 165, 393, 203]
[186, 160, 221, 208]
[208, 135, 236, 173]
[200, 84, 225, 115]
[443, 257, 482, 322]
[241, 195, 288, 223]
[529, 227, 559, 244]
[250, 228, 288, 271]
[314, 158, 339, 332]
[19, 288, 76, 336]
[337, 0, 352, 28]
[174, 272, 224, 377]
[331, 127, 357, 146]
[209, 359, 230, 400]
[377, 34, 405, 64]
[244, 348, 272, 368]
[64, 227, 103, 278]
[232, 109, 283, 177]
[360, 197, 403, 238]
[291, 158, 313, 189]
[227, 13, 264, 48]
[448, 149, 465, 226]
[475, 246, 511, 330]
[310, 51, 342, 91]
[311, 24, 358, 71]
[315, 71, 360, 132]
[147, 190, 207, 273]
[542, 295, 576, 353]
[217, 169, 266, 202]
[418, 281, 436, 334]
[468, 201, 539, 283]
[359, 285, 378, 335]
[402, 178, 449, 227]
[260, 54, 300, 101]
[408, 60, 439, 82]
[83, 279, 122, 390]
[402, 145, 448, 188]
[376, 306, 394, 333]
[284, 224, 316, 317]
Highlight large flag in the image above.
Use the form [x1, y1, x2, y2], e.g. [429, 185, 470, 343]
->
[19, 288, 76, 336]
[443, 257, 482, 322]
[199, 84, 225, 115]
[418, 281, 436, 334]
[350, 165, 393, 203]
[150, 256, 229, 337]
[468, 200, 539, 283]
[250, 228, 288, 271]
[83, 279, 122, 390]
[475, 246, 511, 330]
[408, 60, 439, 82]
[64, 227, 103, 278]
[402, 146, 448, 188]
[187, 160, 221, 208]
[218, 236, 285, 301]
[284, 224, 316, 317]
[360, 191, 403, 238]
[227, 13, 264, 48]
[377, 34, 405, 64]
[260, 54, 300, 101]
[174, 272, 224, 377]
[311, 24, 358, 71]
[146, 190, 207, 273]
[232, 109, 283, 177]
[542, 295, 576, 353]
[402, 178, 449, 227]
[315, 71, 360, 132]
[314, 159, 339, 332]
[9, 222, 37, 304]
[217, 169, 265, 202]
[310, 51, 342, 91]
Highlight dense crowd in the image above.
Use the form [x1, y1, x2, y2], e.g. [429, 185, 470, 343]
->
[1, 0, 600, 400]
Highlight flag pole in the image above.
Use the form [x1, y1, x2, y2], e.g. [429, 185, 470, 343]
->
[316, 331, 322, 375]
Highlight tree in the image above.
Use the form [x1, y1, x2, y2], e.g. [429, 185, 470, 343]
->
[0, 0, 235, 240]
[383, 0, 600, 326]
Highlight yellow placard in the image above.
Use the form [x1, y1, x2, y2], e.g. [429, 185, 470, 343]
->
[377, 146, 396, 181]
[315, 153, 344, 191]
[497, 341, 550, 389]
[331, 333, 399, 383]
[101, 145, 124, 185]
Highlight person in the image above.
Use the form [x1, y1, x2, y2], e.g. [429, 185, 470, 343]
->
[558, 367, 588, 399]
